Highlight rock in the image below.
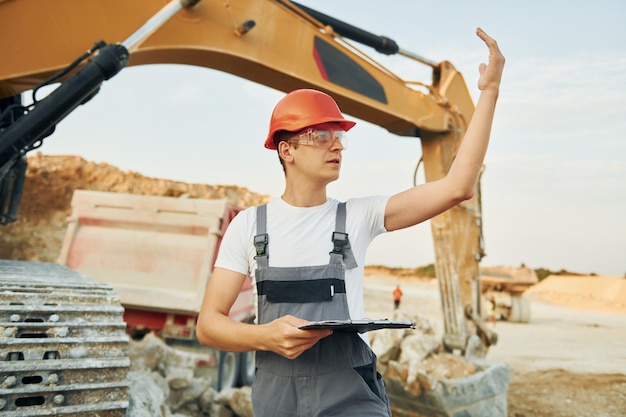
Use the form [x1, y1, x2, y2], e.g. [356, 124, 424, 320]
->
[168, 377, 211, 414]
[127, 370, 167, 417]
[215, 387, 254, 417]
[129, 333, 168, 372]
[126, 332, 249, 416]
[371, 327, 403, 363]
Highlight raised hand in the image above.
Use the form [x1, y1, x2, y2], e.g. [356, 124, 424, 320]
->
[475, 27, 505, 94]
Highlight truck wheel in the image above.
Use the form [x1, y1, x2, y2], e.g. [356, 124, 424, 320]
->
[217, 350, 240, 391]
[238, 350, 256, 386]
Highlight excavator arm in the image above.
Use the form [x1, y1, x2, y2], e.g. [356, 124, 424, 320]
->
[0, 0, 471, 135]
[0, 0, 493, 353]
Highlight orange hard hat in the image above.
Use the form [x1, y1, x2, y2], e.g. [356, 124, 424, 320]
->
[264, 89, 356, 150]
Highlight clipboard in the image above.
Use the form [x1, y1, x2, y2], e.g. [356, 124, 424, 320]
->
[298, 319, 416, 333]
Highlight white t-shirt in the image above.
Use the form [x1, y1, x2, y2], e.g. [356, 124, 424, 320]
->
[214, 196, 389, 321]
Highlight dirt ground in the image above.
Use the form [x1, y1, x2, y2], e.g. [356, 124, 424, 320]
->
[364, 273, 626, 417]
[3, 154, 625, 417]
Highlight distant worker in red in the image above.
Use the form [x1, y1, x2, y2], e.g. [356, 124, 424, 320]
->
[393, 285, 403, 309]
[197, 27, 505, 417]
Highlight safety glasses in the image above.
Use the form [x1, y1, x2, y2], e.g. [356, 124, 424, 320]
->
[287, 128, 347, 149]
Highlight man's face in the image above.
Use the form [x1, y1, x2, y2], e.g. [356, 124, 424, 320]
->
[288, 123, 346, 184]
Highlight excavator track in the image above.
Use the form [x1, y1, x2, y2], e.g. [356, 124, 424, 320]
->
[0, 260, 130, 416]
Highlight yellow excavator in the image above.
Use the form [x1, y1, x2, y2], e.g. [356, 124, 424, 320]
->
[0, 0, 506, 415]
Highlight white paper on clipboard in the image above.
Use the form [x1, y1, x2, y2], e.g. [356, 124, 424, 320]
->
[298, 319, 416, 333]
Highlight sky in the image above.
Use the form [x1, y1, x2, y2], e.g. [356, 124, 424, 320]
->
[27, 0, 626, 276]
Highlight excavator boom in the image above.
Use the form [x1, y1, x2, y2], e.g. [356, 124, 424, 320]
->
[0, 0, 474, 137]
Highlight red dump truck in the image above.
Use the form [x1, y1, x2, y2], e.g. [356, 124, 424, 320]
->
[56, 189, 256, 391]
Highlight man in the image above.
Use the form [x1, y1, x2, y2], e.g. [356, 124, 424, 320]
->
[196, 27, 504, 417]
[393, 285, 403, 310]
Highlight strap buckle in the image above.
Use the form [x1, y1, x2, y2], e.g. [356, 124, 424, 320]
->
[330, 231, 348, 255]
[254, 233, 268, 257]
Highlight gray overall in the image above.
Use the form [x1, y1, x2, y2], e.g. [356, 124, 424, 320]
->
[251, 203, 392, 417]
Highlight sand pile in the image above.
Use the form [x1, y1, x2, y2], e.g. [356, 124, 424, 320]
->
[526, 275, 626, 315]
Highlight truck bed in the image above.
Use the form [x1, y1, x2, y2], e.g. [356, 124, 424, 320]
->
[57, 190, 251, 318]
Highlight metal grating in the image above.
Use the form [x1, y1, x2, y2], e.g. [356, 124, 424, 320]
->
[0, 260, 130, 416]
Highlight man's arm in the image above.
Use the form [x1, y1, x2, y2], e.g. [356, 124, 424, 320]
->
[196, 267, 332, 359]
[384, 27, 505, 232]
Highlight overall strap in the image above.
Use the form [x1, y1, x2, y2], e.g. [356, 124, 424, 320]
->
[330, 202, 358, 269]
[254, 205, 269, 268]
